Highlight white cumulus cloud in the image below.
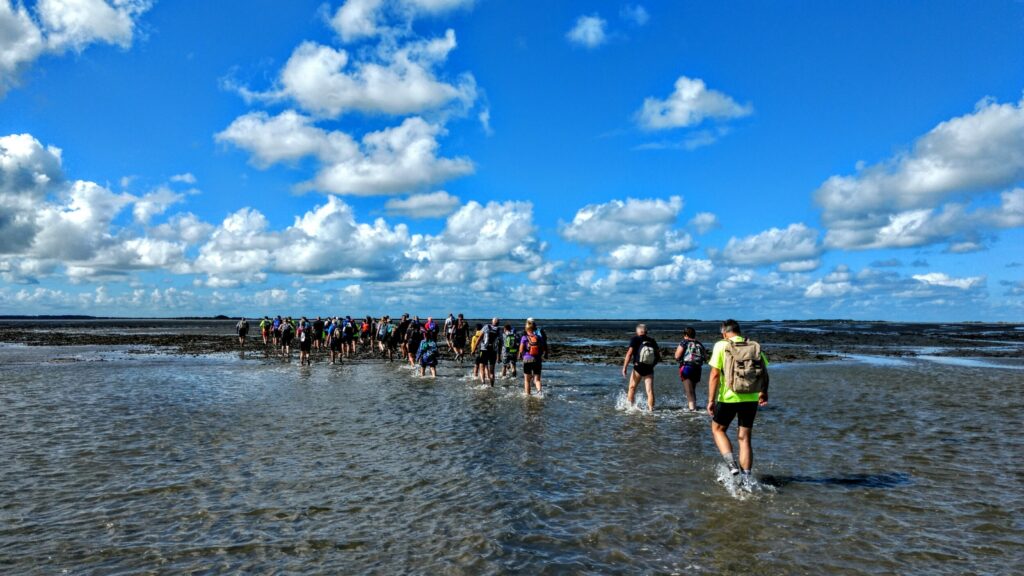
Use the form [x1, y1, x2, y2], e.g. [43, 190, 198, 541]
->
[816, 95, 1024, 250]
[193, 196, 411, 287]
[305, 116, 473, 196]
[0, 0, 150, 96]
[132, 186, 185, 224]
[0, 133, 205, 282]
[560, 195, 695, 270]
[566, 14, 607, 48]
[688, 211, 719, 234]
[37, 0, 149, 53]
[637, 76, 752, 130]
[216, 109, 357, 167]
[620, 4, 649, 26]
[561, 195, 683, 246]
[149, 212, 214, 245]
[243, 30, 475, 118]
[330, 0, 474, 42]
[403, 200, 543, 284]
[385, 190, 460, 218]
[31, 179, 134, 261]
[0, 1, 45, 95]
[0, 132, 63, 197]
[719, 223, 821, 268]
[217, 112, 472, 196]
[778, 259, 821, 273]
[331, 0, 385, 42]
[912, 272, 985, 290]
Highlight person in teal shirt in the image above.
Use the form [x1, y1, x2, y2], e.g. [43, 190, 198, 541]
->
[707, 319, 770, 482]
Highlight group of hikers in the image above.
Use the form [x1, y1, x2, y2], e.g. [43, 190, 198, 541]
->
[236, 315, 771, 482]
[619, 319, 770, 484]
[234, 313, 550, 395]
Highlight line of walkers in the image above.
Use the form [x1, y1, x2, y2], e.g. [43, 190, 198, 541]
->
[239, 315, 769, 479]
[235, 313, 550, 396]
[621, 319, 770, 483]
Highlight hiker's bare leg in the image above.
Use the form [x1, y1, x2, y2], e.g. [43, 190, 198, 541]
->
[626, 370, 639, 406]
[737, 426, 753, 471]
[683, 379, 696, 410]
[711, 420, 733, 459]
[644, 376, 655, 411]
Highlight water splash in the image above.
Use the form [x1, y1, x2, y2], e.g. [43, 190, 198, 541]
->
[714, 464, 775, 500]
[614, 389, 652, 414]
[521, 388, 545, 400]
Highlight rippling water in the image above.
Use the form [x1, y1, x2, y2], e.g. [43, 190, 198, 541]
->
[2, 342, 1022, 574]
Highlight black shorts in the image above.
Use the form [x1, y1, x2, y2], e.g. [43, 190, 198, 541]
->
[330, 340, 341, 351]
[713, 401, 759, 428]
[523, 360, 542, 375]
[480, 350, 497, 366]
[633, 364, 654, 377]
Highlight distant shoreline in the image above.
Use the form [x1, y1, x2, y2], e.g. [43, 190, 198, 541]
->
[1, 319, 1020, 365]
[0, 315, 1015, 324]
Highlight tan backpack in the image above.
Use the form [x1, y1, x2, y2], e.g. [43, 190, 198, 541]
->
[724, 339, 767, 394]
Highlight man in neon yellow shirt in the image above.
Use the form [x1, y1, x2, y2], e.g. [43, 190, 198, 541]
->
[707, 319, 769, 481]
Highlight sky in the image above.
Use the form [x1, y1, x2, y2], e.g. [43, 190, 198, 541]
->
[0, 0, 1022, 320]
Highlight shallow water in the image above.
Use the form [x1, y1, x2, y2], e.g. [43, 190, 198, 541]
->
[2, 344, 1023, 574]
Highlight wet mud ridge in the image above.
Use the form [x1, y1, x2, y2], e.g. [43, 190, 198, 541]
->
[1, 320, 1021, 365]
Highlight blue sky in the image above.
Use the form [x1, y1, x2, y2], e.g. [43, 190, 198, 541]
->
[0, 0, 1022, 320]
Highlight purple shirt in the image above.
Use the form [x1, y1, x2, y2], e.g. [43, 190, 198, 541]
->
[521, 333, 544, 362]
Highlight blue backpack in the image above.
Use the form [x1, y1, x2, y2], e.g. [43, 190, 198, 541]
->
[421, 342, 437, 363]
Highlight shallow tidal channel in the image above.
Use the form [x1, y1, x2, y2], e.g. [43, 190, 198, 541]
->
[1, 343, 1022, 574]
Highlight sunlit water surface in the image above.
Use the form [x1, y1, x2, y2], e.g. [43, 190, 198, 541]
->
[1, 344, 1022, 574]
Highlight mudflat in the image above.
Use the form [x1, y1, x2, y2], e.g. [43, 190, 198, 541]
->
[1, 318, 1021, 364]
